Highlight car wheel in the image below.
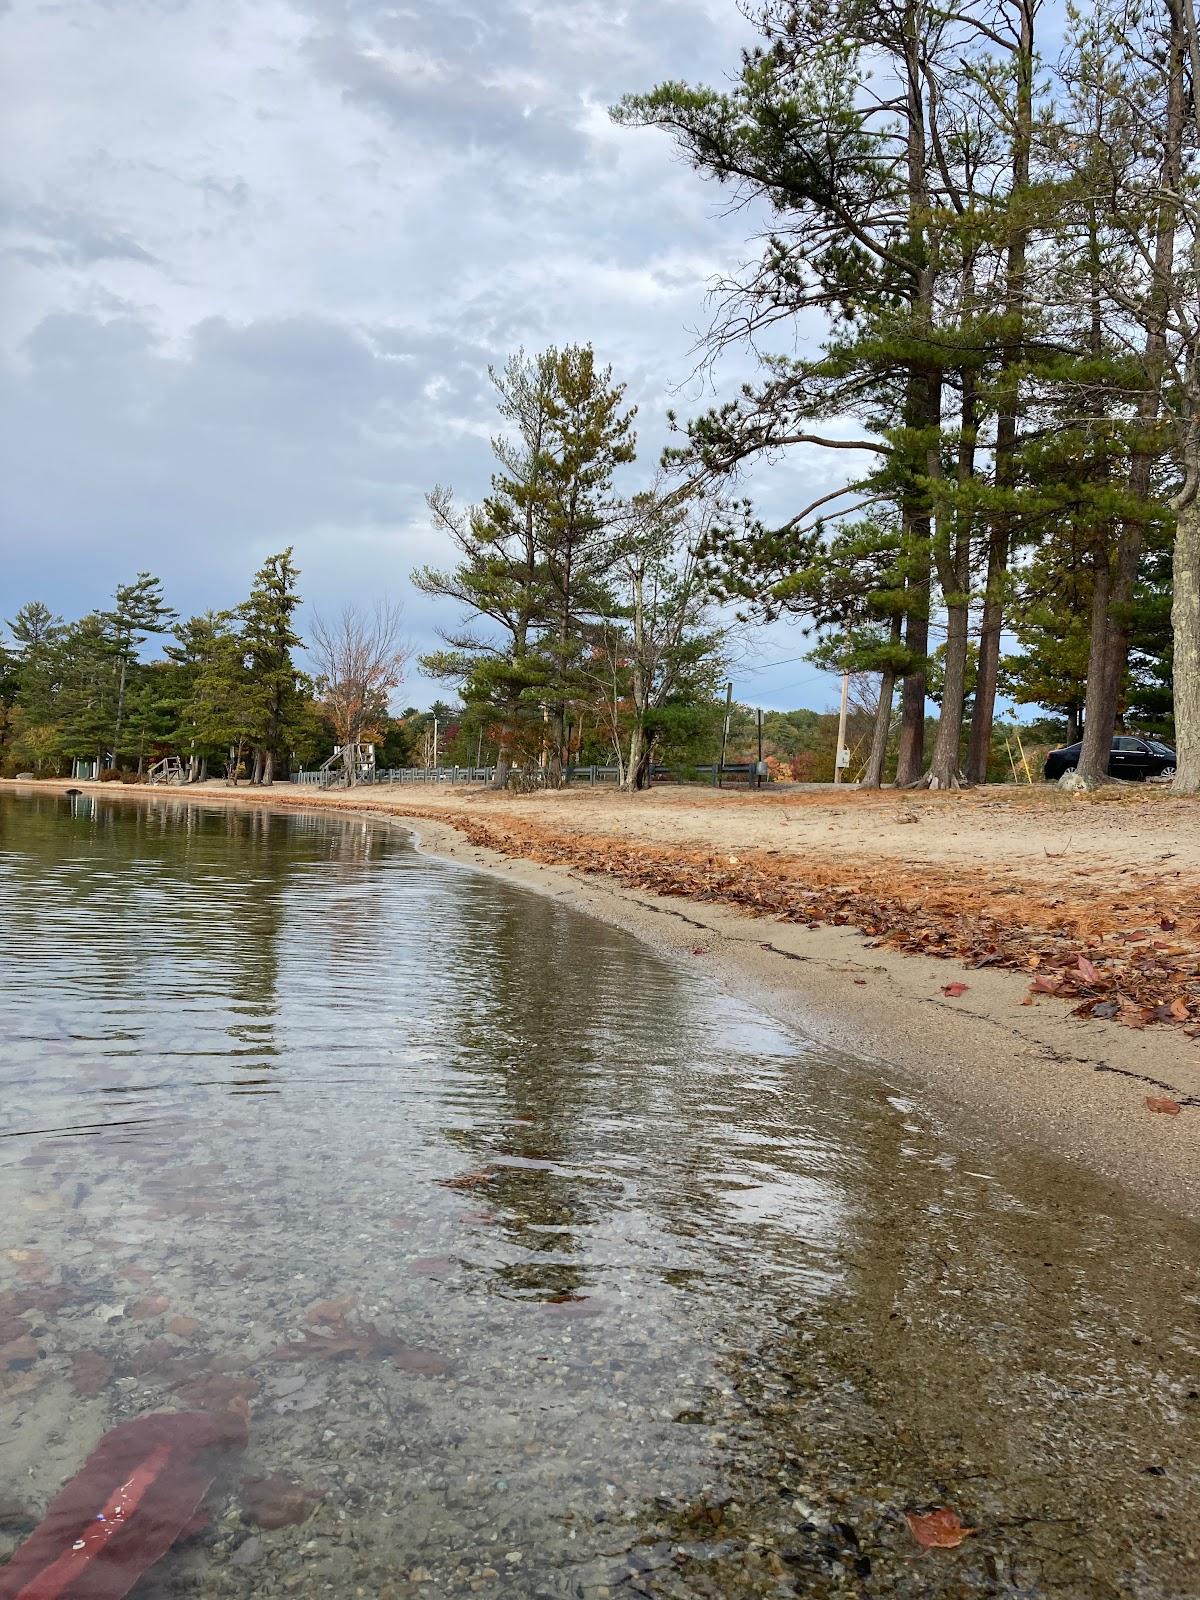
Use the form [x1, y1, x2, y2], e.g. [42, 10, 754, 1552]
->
[1062, 764, 1076, 776]
[1161, 765, 1176, 779]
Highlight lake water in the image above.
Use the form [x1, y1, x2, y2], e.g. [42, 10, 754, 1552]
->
[0, 787, 1197, 1599]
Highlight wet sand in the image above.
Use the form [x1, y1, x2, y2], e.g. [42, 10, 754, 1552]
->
[12, 777, 1200, 1221]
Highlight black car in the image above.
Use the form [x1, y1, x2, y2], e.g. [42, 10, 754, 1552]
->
[1043, 735, 1178, 782]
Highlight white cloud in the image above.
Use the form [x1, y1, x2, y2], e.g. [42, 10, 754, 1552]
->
[0, 0, 845, 709]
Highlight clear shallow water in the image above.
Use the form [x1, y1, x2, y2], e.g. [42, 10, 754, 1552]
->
[0, 788, 1197, 1599]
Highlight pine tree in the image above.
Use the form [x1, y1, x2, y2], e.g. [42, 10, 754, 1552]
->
[102, 573, 176, 765]
[417, 346, 635, 788]
[536, 346, 637, 783]
[177, 612, 257, 782]
[415, 352, 560, 787]
[592, 487, 725, 789]
[239, 548, 303, 785]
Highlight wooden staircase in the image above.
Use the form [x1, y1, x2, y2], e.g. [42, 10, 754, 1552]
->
[147, 757, 186, 786]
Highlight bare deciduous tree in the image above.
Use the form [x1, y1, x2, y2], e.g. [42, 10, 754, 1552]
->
[309, 602, 409, 784]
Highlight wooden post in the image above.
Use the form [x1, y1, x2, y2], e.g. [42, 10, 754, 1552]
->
[717, 682, 733, 787]
[756, 707, 764, 789]
[834, 670, 850, 784]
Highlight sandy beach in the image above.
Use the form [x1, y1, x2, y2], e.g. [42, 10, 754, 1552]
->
[15, 776, 1200, 1219]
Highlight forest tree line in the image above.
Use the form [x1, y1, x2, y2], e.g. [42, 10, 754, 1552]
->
[0, 557, 415, 785]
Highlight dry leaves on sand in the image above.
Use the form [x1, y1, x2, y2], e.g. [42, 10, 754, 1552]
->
[941, 982, 970, 997]
[1145, 1096, 1183, 1115]
[905, 1509, 976, 1550]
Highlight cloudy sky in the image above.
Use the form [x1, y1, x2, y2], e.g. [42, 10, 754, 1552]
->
[1, 0, 855, 711]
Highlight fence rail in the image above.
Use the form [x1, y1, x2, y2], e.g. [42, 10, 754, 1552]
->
[295, 761, 764, 790]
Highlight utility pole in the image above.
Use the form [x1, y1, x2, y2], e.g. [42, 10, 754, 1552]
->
[716, 682, 733, 787]
[433, 717, 439, 770]
[756, 706, 764, 789]
[834, 670, 850, 784]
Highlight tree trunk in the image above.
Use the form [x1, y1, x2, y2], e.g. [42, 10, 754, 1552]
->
[1066, 702, 1081, 744]
[927, 368, 975, 789]
[967, 547, 1006, 783]
[895, 6, 935, 788]
[895, 608, 928, 784]
[863, 665, 896, 789]
[1077, 544, 1117, 782]
[967, 0, 1034, 783]
[1079, 0, 1182, 785]
[113, 655, 128, 766]
[633, 736, 653, 790]
[624, 721, 645, 794]
[492, 731, 513, 790]
[1172, 494, 1200, 791]
[263, 748, 274, 786]
[928, 600, 969, 787]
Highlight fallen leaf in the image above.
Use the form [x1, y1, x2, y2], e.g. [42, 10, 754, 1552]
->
[70, 1350, 113, 1397]
[372, 1337, 453, 1375]
[438, 1169, 496, 1190]
[1076, 955, 1102, 984]
[128, 1295, 170, 1320]
[541, 1295, 604, 1317]
[691, 945, 708, 955]
[408, 1256, 456, 1278]
[173, 1373, 258, 1411]
[168, 1316, 199, 1337]
[1030, 975, 1062, 995]
[10, 1250, 52, 1283]
[1168, 997, 1190, 1021]
[305, 1296, 356, 1326]
[941, 983, 969, 998]
[905, 1508, 976, 1550]
[1, 1333, 37, 1372]
[271, 1332, 368, 1362]
[1145, 1097, 1182, 1115]
[241, 1475, 321, 1530]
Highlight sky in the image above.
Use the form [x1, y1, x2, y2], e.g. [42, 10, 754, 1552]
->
[0, 0, 885, 713]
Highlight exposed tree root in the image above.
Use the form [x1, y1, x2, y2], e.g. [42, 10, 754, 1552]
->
[906, 771, 971, 790]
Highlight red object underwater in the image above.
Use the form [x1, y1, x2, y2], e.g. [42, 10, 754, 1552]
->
[0, 1410, 243, 1600]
